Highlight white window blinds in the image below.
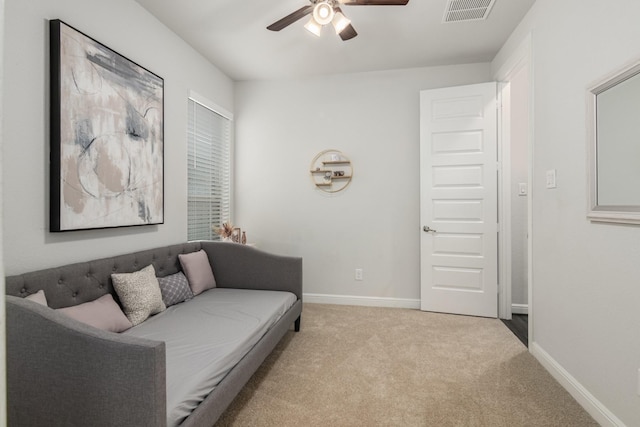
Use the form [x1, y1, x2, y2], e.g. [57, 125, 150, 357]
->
[187, 98, 232, 241]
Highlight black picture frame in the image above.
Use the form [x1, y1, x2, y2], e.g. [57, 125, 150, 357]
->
[50, 19, 164, 232]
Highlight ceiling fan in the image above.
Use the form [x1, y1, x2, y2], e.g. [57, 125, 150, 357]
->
[267, 0, 410, 41]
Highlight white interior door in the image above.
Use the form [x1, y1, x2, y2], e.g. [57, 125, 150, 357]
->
[420, 82, 498, 318]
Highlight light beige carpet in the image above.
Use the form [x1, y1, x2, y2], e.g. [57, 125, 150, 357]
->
[215, 304, 597, 427]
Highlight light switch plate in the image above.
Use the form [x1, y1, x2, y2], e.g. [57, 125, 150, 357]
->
[518, 182, 528, 196]
[546, 169, 557, 189]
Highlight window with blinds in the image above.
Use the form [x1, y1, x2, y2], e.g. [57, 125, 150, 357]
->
[187, 98, 232, 241]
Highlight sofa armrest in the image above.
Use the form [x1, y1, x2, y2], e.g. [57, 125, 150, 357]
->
[6, 296, 166, 427]
[200, 241, 303, 301]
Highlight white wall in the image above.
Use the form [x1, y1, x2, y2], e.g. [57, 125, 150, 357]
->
[510, 65, 529, 307]
[493, 1, 640, 425]
[0, 0, 6, 424]
[2, 0, 233, 275]
[234, 64, 491, 306]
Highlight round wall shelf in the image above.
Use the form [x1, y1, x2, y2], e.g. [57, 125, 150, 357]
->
[309, 149, 353, 193]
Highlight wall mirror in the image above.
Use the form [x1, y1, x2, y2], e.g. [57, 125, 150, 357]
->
[587, 59, 640, 225]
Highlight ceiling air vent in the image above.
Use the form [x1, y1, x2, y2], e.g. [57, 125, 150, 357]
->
[443, 0, 497, 23]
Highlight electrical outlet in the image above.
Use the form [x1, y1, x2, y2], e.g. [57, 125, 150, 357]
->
[355, 268, 363, 281]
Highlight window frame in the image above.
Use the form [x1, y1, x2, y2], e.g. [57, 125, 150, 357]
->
[186, 91, 234, 241]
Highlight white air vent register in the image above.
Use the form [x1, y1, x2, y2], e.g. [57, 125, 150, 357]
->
[443, 0, 496, 23]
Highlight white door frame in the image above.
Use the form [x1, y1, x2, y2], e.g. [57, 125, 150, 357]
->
[494, 33, 533, 341]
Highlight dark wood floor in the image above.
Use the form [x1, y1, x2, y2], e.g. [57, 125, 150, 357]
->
[501, 314, 528, 347]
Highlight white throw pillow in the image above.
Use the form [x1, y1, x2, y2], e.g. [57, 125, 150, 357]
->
[111, 264, 165, 326]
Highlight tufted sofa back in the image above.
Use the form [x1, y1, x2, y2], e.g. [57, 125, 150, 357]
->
[5, 242, 202, 309]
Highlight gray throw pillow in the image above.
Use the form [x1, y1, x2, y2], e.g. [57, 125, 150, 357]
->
[111, 264, 166, 326]
[158, 272, 194, 306]
[25, 289, 48, 306]
[57, 294, 133, 333]
[178, 250, 216, 295]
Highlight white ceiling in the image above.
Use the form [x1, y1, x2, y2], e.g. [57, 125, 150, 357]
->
[134, 0, 535, 81]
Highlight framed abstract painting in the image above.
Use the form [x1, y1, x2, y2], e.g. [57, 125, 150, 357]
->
[50, 19, 164, 232]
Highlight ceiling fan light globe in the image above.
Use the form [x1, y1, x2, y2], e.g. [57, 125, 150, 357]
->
[304, 17, 323, 37]
[332, 12, 351, 34]
[313, 2, 335, 25]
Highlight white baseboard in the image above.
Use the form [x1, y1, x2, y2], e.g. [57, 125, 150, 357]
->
[530, 342, 626, 427]
[511, 303, 528, 314]
[303, 293, 421, 309]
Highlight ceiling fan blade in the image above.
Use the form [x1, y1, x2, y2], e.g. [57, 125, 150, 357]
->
[339, 24, 358, 41]
[340, 0, 409, 5]
[267, 5, 313, 31]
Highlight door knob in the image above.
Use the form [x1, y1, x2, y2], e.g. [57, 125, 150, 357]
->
[423, 225, 437, 233]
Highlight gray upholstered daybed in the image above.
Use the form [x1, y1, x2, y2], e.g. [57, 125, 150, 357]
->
[5, 241, 303, 427]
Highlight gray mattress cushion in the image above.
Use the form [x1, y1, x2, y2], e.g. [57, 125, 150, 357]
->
[124, 287, 297, 427]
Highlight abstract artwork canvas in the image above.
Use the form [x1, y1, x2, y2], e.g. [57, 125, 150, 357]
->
[50, 20, 164, 231]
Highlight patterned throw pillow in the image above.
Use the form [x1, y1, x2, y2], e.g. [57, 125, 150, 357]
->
[158, 272, 194, 307]
[111, 264, 166, 326]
